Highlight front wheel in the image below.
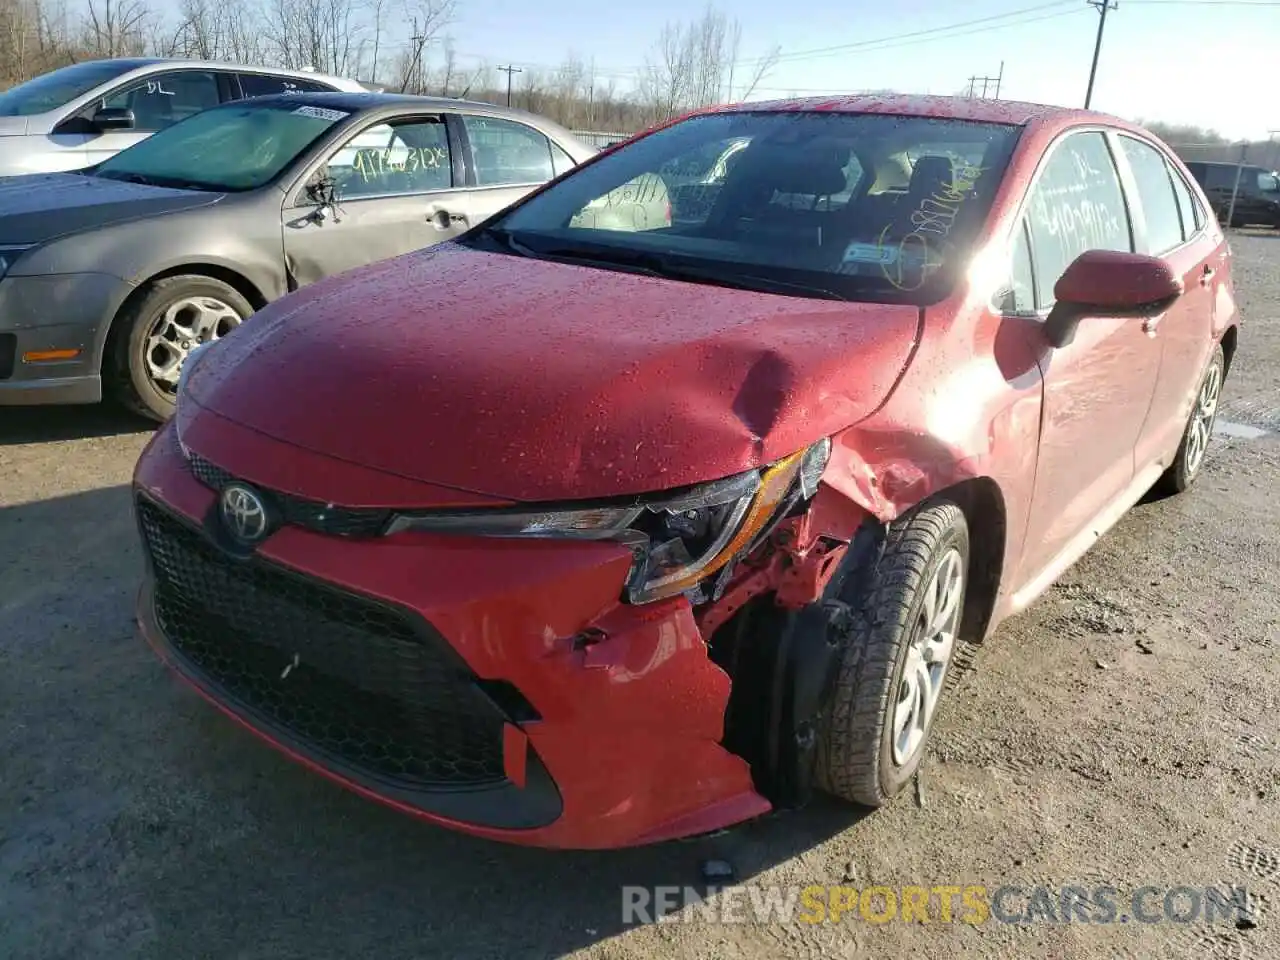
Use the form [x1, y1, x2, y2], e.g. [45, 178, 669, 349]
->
[816, 500, 971, 807]
[108, 275, 252, 421]
[1155, 343, 1225, 495]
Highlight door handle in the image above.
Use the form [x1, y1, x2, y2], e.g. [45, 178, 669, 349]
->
[1199, 264, 1216, 287]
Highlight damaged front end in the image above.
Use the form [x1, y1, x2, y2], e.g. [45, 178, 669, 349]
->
[388, 435, 887, 813]
[694, 475, 887, 813]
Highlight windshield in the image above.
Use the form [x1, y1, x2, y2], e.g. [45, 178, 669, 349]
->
[0, 61, 137, 117]
[473, 111, 1020, 304]
[1258, 171, 1280, 193]
[94, 101, 351, 191]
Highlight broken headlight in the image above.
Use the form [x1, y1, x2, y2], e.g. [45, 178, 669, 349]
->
[385, 438, 832, 604]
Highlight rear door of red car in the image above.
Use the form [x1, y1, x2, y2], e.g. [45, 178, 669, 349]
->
[1112, 133, 1221, 464]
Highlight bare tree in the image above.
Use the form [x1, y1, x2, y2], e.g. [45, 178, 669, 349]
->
[434, 34, 456, 95]
[83, 0, 150, 57]
[394, 0, 453, 91]
[365, 0, 387, 81]
[636, 5, 774, 122]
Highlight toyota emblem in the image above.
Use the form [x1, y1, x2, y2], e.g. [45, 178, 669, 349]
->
[219, 483, 270, 544]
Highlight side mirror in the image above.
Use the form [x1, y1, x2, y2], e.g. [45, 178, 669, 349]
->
[1043, 249, 1184, 349]
[92, 107, 136, 131]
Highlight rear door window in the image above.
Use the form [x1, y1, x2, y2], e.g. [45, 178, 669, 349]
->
[1025, 131, 1132, 310]
[237, 73, 335, 98]
[1118, 136, 1184, 254]
[463, 115, 555, 186]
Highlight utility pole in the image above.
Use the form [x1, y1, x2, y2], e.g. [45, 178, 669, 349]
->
[1225, 141, 1248, 230]
[587, 58, 596, 128]
[965, 65, 1005, 100]
[1084, 0, 1118, 109]
[497, 64, 523, 107]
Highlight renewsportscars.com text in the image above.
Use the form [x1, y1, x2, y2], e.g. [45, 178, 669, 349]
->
[622, 883, 1254, 926]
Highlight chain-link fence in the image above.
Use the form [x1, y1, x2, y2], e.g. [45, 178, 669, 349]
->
[570, 129, 633, 149]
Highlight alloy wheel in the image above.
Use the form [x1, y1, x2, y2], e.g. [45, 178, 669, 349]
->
[1184, 361, 1223, 478]
[145, 296, 242, 395]
[891, 547, 964, 767]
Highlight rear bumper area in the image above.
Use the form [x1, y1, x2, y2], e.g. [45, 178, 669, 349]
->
[132, 421, 770, 848]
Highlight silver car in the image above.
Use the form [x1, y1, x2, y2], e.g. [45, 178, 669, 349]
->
[0, 58, 370, 177]
[0, 92, 594, 420]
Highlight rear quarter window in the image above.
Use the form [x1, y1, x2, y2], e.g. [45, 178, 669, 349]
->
[237, 74, 336, 97]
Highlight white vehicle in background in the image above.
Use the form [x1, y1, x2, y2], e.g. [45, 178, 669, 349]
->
[0, 58, 372, 176]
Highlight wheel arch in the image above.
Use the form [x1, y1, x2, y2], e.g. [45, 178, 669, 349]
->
[927, 476, 1008, 646]
[1220, 324, 1239, 377]
[100, 263, 269, 367]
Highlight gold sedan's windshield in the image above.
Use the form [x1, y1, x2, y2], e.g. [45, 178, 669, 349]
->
[94, 101, 350, 192]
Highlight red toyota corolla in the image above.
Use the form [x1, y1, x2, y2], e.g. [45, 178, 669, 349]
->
[133, 96, 1239, 849]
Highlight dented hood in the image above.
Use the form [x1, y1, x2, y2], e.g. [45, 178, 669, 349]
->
[190, 243, 920, 502]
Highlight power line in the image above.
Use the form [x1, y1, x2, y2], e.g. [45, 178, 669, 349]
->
[733, 0, 1080, 68]
[1127, 0, 1280, 5]
[1084, 0, 1118, 109]
[426, 2, 1090, 87]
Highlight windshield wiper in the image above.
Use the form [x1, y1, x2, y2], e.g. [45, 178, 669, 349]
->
[98, 170, 158, 186]
[480, 226, 540, 258]
[96, 170, 217, 191]
[532, 244, 849, 301]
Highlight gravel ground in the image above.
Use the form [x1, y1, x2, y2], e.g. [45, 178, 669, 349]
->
[2, 233, 1278, 960]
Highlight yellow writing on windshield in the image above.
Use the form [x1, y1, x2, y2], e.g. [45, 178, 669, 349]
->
[880, 161, 985, 291]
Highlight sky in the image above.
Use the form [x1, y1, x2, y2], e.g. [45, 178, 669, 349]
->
[431, 0, 1279, 140]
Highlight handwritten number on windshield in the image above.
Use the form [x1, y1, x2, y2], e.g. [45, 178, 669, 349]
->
[880, 161, 984, 291]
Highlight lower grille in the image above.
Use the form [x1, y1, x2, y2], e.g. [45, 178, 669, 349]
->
[187, 452, 391, 538]
[137, 497, 508, 789]
[0, 333, 15, 380]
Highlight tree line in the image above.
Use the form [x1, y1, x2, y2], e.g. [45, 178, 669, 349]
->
[0, 0, 780, 132]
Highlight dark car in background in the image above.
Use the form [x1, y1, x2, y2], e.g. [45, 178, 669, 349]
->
[1184, 160, 1280, 227]
[0, 92, 594, 420]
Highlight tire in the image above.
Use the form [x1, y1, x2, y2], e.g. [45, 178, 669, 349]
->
[816, 500, 971, 807]
[1155, 342, 1225, 496]
[107, 275, 252, 422]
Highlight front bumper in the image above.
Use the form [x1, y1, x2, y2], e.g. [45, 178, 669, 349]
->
[0, 272, 134, 405]
[132, 417, 770, 849]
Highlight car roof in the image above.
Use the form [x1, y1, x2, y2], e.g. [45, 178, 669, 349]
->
[231, 91, 594, 155]
[240, 90, 551, 116]
[702, 94, 1132, 135]
[89, 57, 367, 90]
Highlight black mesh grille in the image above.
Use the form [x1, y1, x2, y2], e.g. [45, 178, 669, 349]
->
[0, 333, 15, 380]
[137, 497, 508, 789]
[188, 452, 391, 538]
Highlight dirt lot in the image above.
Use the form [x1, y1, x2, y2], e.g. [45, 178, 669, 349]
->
[2, 233, 1279, 960]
